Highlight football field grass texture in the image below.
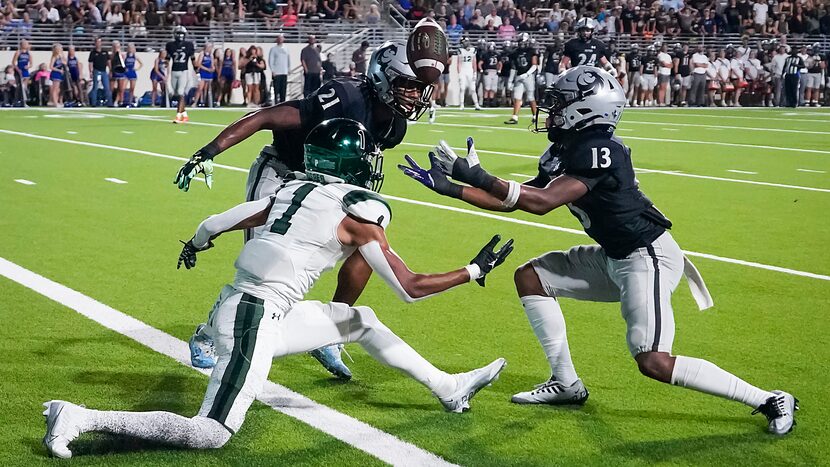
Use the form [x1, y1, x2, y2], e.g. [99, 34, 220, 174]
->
[1, 106, 828, 466]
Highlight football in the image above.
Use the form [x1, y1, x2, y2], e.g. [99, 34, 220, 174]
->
[406, 17, 449, 84]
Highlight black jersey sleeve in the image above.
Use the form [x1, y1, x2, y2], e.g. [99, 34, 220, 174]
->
[165, 41, 174, 56]
[564, 136, 627, 190]
[563, 40, 578, 61]
[186, 42, 195, 59]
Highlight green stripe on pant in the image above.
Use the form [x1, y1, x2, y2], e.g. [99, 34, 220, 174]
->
[207, 293, 265, 426]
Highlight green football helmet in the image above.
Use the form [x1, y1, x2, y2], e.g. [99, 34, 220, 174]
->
[304, 118, 384, 192]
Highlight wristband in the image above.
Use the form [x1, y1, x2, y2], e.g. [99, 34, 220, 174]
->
[199, 142, 220, 160]
[502, 180, 521, 209]
[464, 263, 482, 281]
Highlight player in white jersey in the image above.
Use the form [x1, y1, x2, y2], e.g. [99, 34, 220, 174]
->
[457, 38, 482, 111]
[42, 119, 512, 459]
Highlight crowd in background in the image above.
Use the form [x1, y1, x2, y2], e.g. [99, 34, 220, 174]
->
[0, 0, 382, 35]
[402, 0, 830, 42]
[0, 33, 368, 106]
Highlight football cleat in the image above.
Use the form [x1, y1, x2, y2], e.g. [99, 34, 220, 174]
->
[428, 106, 436, 124]
[42, 400, 85, 459]
[189, 323, 216, 369]
[504, 116, 519, 124]
[511, 378, 589, 405]
[752, 390, 799, 435]
[309, 344, 352, 380]
[438, 358, 506, 413]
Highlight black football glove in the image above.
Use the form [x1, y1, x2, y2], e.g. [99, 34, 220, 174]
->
[397, 153, 464, 199]
[432, 137, 497, 191]
[174, 144, 218, 192]
[469, 234, 514, 287]
[177, 238, 214, 270]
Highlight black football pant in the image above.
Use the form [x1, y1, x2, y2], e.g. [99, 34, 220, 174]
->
[783, 74, 800, 108]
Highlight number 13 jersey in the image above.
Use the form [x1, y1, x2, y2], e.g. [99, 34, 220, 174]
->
[234, 180, 392, 308]
[532, 126, 670, 259]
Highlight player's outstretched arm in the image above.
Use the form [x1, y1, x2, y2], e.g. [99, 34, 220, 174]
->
[337, 216, 513, 301]
[177, 197, 273, 269]
[331, 251, 373, 306]
[398, 137, 587, 215]
[173, 104, 303, 192]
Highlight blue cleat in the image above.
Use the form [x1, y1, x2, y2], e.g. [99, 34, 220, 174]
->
[189, 323, 216, 369]
[309, 345, 352, 380]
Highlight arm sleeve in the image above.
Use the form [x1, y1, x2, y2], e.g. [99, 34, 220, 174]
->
[358, 241, 422, 303]
[193, 197, 273, 248]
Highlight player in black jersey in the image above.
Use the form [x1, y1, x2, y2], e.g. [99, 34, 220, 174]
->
[497, 40, 514, 107]
[625, 43, 642, 105]
[560, 18, 617, 78]
[400, 65, 798, 436]
[174, 41, 436, 381]
[166, 26, 196, 123]
[479, 42, 500, 107]
[638, 45, 659, 106]
[505, 33, 539, 125]
[673, 43, 692, 106]
[542, 39, 562, 88]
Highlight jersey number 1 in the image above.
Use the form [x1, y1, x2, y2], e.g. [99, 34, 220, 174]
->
[591, 147, 611, 169]
[271, 183, 316, 235]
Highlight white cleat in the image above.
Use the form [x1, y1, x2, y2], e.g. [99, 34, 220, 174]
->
[511, 378, 589, 405]
[42, 400, 86, 459]
[438, 358, 506, 413]
[428, 107, 436, 124]
[753, 390, 799, 435]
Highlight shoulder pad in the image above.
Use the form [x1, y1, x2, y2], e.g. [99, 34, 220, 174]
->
[342, 189, 392, 229]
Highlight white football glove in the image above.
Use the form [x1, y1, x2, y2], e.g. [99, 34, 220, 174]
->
[432, 138, 481, 177]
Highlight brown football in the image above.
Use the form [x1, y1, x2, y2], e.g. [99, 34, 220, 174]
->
[407, 17, 449, 84]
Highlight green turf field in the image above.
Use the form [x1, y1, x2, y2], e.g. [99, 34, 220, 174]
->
[1, 107, 828, 466]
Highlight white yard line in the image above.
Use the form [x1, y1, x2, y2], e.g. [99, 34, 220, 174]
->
[121, 130, 134, 134]
[797, 168, 826, 174]
[105, 177, 128, 184]
[624, 111, 830, 124]
[14, 179, 36, 185]
[0, 257, 457, 467]
[626, 120, 828, 135]
[1, 129, 827, 282]
[727, 170, 758, 175]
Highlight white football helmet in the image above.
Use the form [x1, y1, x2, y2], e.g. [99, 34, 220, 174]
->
[173, 25, 187, 42]
[519, 33, 531, 47]
[367, 41, 433, 121]
[534, 66, 626, 139]
[575, 17, 596, 41]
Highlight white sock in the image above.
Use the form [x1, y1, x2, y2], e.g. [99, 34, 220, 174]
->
[511, 114, 518, 121]
[182, 111, 188, 117]
[521, 295, 578, 385]
[356, 313, 456, 398]
[82, 409, 230, 449]
[176, 112, 182, 118]
[671, 356, 774, 409]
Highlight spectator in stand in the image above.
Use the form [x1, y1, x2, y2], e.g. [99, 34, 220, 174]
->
[257, 0, 279, 28]
[280, 5, 298, 26]
[497, 15, 515, 39]
[699, 8, 717, 35]
[180, 6, 197, 26]
[1, 65, 17, 106]
[365, 4, 380, 23]
[88, 37, 111, 106]
[42, 0, 60, 23]
[105, 3, 123, 28]
[145, 2, 160, 27]
[269, 34, 289, 103]
[468, 9, 485, 29]
[446, 14, 463, 45]
[129, 11, 146, 36]
[322, 52, 338, 82]
[301, 34, 322, 97]
[162, 4, 178, 26]
[621, 0, 638, 34]
[321, 0, 340, 20]
[351, 40, 369, 74]
[485, 9, 502, 30]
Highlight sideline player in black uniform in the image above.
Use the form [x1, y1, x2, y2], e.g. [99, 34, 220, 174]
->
[625, 43, 642, 105]
[543, 39, 562, 88]
[166, 26, 196, 123]
[639, 45, 659, 106]
[399, 65, 798, 436]
[173, 41, 436, 380]
[560, 17, 616, 78]
[479, 42, 500, 107]
[497, 40, 514, 107]
[673, 43, 692, 106]
[505, 33, 539, 125]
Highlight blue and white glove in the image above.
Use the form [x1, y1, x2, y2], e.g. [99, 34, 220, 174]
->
[431, 137, 496, 190]
[397, 154, 463, 199]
